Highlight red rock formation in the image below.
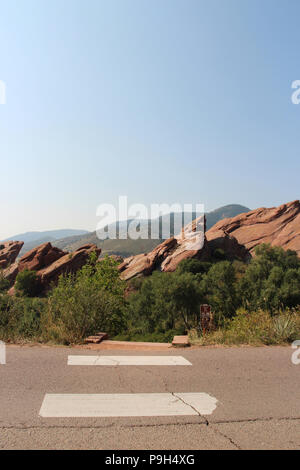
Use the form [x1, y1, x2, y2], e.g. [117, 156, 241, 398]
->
[3, 242, 66, 287]
[119, 201, 300, 280]
[37, 244, 101, 290]
[0, 241, 24, 269]
[18, 242, 66, 272]
[4, 242, 101, 293]
[118, 238, 177, 280]
[206, 200, 300, 257]
[118, 216, 205, 280]
[3, 262, 19, 286]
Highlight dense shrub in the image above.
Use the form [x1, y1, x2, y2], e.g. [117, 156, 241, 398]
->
[126, 271, 204, 337]
[177, 259, 211, 275]
[201, 261, 238, 323]
[42, 254, 127, 344]
[0, 271, 9, 292]
[0, 294, 46, 341]
[238, 244, 300, 312]
[15, 270, 41, 297]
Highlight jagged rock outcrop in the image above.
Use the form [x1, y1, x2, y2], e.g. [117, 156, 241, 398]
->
[3, 200, 299, 290]
[3, 263, 20, 286]
[118, 201, 300, 280]
[37, 244, 101, 290]
[18, 242, 67, 272]
[3, 242, 66, 286]
[0, 241, 24, 269]
[4, 242, 101, 293]
[206, 200, 300, 257]
[118, 216, 205, 280]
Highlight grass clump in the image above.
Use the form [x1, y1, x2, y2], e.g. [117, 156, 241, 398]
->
[189, 309, 300, 346]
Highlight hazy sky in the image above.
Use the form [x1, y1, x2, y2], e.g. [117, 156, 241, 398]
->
[1, 0, 299, 239]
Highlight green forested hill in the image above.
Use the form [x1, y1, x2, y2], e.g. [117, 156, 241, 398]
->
[53, 204, 251, 258]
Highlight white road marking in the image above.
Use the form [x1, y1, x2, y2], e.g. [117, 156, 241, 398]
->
[67, 356, 192, 366]
[39, 393, 218, 417]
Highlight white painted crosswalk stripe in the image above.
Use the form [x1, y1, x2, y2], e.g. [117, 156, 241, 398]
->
[39, 393, 218, 417]
[67, 355, 192, 366]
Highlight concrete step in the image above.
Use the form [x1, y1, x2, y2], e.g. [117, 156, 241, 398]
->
[172, 336, 190, 347]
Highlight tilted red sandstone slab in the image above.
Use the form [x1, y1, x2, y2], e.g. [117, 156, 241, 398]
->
[3, 242, 67, 287]
[161, 217, 206, 271]
[206, 200, 300, 256]
[0, 241, 24, 269]
[18, 242, 66, 272]
[37, 243, 101, 289]
[118, 216, 205, 280]
[3, 262, 19, 286]
[4, 243, 101, 293]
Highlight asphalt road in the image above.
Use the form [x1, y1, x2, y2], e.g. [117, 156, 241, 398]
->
[0, 345, 299, 450]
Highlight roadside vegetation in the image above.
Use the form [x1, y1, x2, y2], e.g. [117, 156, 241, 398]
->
[0, 244, 299, 346]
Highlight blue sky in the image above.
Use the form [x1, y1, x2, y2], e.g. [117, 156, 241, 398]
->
[0, 0, 299, 239]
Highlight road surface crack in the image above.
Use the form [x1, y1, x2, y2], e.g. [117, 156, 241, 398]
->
[210, 426, 242, 450]
[171, 393, 209, 425]
[0, 416, 299, 431]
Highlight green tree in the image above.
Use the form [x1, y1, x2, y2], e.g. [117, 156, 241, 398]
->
[127, 271, 204, 335]
[177, 258, 211, 276]
[238, 244, 300, 312]
[202, 261, 238, 323]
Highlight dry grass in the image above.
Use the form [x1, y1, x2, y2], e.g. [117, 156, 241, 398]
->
[189, 309, 300, 346]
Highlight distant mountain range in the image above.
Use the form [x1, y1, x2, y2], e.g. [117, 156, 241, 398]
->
[53, 204, 251, 258]
[4, 205, 250, 259]
[2, 229, 90, 257]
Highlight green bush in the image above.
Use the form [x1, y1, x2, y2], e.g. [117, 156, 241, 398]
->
[15, 270, 41, 297]
[42, 254, 127, 344]
[238, 244, 300, 312]
[126, 271, 204, 337]
[177, 259, 211, 275]
[0, 271, 9, 292]
[0, 294, 46, 341]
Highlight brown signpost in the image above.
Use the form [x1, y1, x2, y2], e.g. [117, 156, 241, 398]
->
[200, 304, 213, 334]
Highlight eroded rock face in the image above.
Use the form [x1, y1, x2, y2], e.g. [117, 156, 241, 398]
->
[3, 262, 19, 286]
[0, 241, 24, 269]
[37, 244, 101, 290]
[206, 200, 300, 257]
[118, 201, 300, 280]
[118, 216, 205, 280]
[18, 242, 66, 272]
[3, 242, 67, 287]
[4, 242, 101, 293]
[161, 217, 205, 271]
